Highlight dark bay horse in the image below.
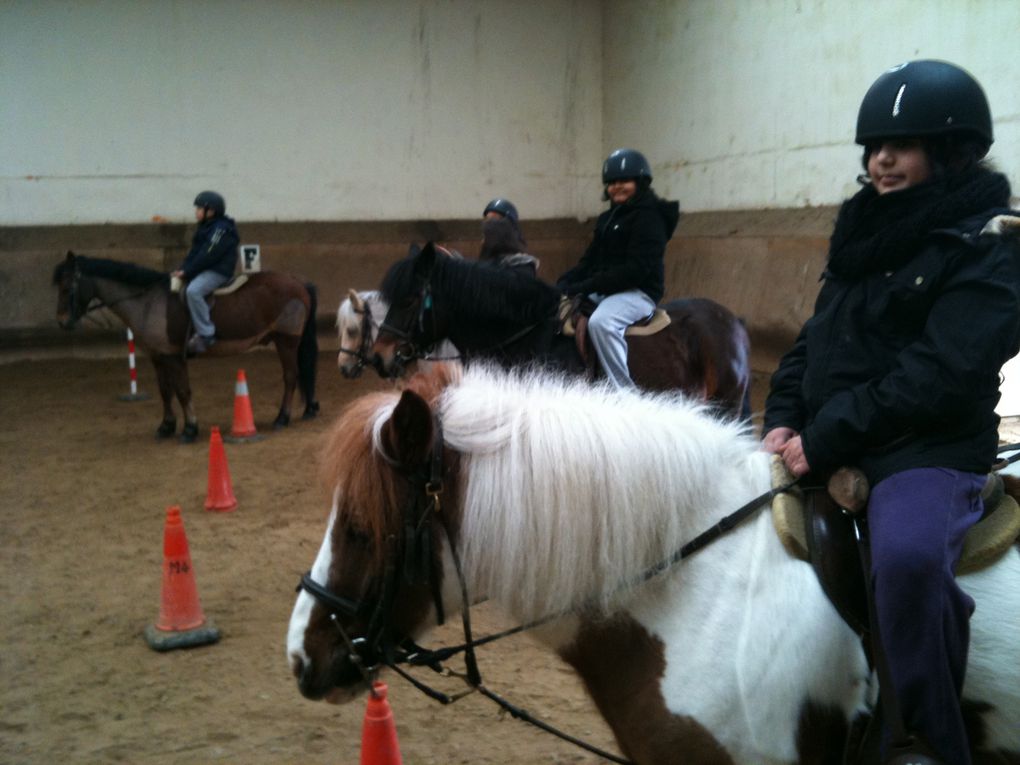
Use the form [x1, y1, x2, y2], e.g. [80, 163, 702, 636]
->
[370, 242, 751, 417]
[53, 252, 319, 442]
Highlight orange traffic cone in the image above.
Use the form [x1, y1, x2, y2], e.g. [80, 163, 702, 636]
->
[224, 369, 262, 442]
[144, 506, 220, 651]
[205, 426, 238, 512]
[360, 682, 402, 765]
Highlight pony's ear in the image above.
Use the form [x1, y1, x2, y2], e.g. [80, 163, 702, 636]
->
[408, 242, 421, 258]
[380, 389, 434, 467]
[349, 288, 364, 312]
[65, 251, 75, 262]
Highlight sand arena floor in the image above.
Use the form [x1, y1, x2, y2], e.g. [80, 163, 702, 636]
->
[1, 347, 662, 764]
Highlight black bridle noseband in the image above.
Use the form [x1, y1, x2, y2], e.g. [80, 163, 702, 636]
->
[296, 412, 802, 764]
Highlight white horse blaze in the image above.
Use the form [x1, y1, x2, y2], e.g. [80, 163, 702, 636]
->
[286, 501, 337, 673]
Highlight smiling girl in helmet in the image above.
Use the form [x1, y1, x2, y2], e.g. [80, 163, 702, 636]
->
[764, 61, 1020, 765]
[556, 149, 680, 389]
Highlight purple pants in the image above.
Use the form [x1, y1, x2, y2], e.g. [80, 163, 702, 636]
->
[868, 467, 985, 765]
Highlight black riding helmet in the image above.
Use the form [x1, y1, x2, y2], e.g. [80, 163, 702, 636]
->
[483, 198, 519, 222]
[602, 148, 652, 184]
[193, 190, 226, 217]
[855, 60, 993, 156]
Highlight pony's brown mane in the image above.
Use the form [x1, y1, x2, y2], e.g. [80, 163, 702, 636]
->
[319, 363, 462, 566]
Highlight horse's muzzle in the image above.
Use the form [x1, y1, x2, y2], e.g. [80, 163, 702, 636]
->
[292, 650, 366, 703]
[370, 352, 403, 380]
[339, 362, 363, 380]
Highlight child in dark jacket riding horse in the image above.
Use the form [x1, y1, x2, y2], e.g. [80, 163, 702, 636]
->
[556, 149, 680, 389]
[172, 190, 239, 355]
[479, 198, 539, 277]
[764, 60, 1020, 765]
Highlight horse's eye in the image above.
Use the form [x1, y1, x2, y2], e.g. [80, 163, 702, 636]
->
[344, 527, 371, 547]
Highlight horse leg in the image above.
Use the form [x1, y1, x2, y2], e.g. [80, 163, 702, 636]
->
[272, 334, 301, 429]
[151, 356, 178, 438]
[158, 354, 198, 443]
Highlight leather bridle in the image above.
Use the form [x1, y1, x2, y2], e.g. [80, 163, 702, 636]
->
[297, 415, 450, 683]
[376, 279, 440, 376]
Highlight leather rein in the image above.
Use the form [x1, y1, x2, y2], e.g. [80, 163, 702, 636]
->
[296, 414, 801, 764]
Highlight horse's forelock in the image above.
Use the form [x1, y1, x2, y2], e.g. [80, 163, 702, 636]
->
[320, 393, 405, 567]
[52, 258, 72, 285]
[379, 256, 416, 305]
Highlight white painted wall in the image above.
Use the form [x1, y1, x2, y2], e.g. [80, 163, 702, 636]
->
[0, 0, 603, 224]
[604, 0, 1020, 211]
[3, 1, 1019, 224]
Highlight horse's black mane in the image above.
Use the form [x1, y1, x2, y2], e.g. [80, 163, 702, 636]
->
[381, 250, 559, 326]
[53, 255, 169, 288]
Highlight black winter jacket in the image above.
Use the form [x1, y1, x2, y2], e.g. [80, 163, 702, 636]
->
[765, 195, 1020, 484]
[557, 190, 679, 303]
[180, 216, 240, 280]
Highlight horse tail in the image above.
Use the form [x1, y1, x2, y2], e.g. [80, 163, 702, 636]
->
[298, 282, 319, 410]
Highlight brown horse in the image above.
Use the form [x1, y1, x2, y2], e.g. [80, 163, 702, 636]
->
[53, 251, 319, 442]
[370, 242, 751, 417]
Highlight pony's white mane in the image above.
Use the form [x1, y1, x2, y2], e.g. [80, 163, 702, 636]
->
[432, 365, 765, 620]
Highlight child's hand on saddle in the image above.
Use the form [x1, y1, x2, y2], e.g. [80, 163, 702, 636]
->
[762, 427, 796, 454]
[778, 435, 811, 478]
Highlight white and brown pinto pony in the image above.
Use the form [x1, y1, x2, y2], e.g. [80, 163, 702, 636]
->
[287, 365, 1020, 764]
[336, 288, 457, 378]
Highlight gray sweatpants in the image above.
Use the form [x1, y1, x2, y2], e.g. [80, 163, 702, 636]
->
[185, 270, 231, 339]
[587, 289, 655, 389]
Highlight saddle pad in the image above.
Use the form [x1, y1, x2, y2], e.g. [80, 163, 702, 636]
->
[558, 298, 670, 338]
[957, 491, 1020, 574]
[213, 274, 248, 295]
[625, 309, 670, 337]
[170, 274, 249, 296]
[770, 455, 809, 560]
[769, 454, 1020, 573]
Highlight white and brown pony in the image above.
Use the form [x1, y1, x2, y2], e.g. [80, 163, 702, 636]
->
[287, 365, 1020, 764]
[336, 288, 458, 378]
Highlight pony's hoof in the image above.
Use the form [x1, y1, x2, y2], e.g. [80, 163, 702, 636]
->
[155, 421, 177, 439]
[273, 414, 290, 430]
[302, 402, 320, 420]
[179, 423, 199, 444]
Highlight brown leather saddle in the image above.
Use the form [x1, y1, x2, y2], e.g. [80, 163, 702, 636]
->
[770, 456, 1020, 636]
[558, 296, 670, 372]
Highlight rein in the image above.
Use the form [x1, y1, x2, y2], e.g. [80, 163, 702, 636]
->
[298, 416, 802, 764]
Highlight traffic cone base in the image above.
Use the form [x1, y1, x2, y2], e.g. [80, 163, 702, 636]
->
[205, 426, 238, 512]
[144, 620, 220, 651]
[360, 682, 402, 765]
[146, 506, 220, 652]
[226, 368, 261, 442]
